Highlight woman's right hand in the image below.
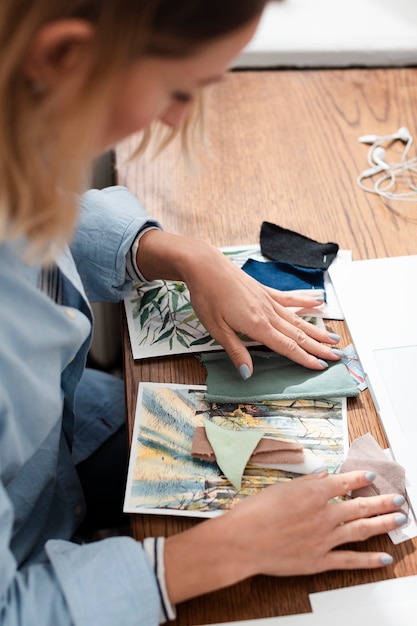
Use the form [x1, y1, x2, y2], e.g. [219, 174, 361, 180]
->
[164, 471, 406, 605]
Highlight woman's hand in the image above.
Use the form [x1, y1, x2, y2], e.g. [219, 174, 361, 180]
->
[223, 470, 405, 577]
[136, 231, 341, 375]
[185, 241, 340, 375]
[164, 471, 406, 605]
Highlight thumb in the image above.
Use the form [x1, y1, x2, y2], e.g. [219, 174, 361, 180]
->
[216, 330, 254, 380]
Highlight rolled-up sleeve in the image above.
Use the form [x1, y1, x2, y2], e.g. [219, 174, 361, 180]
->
[71, 186, 162, 303]
[46, 537, 160, 626]
[0, 532, 160, 626]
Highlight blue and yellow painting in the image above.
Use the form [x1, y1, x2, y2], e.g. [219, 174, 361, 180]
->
[124, 383, 346, 518]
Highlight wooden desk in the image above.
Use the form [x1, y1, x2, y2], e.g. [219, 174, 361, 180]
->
[116, 69, 417, 625]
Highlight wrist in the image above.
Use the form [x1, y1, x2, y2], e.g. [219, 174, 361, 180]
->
[164, 515, 255, 605]
[136, 229, 223, 285]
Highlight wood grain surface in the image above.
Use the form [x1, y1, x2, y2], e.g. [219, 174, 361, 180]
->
[116, 69, 417, 625]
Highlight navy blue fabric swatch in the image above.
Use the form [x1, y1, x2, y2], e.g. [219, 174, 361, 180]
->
[241, 258, 324, 291]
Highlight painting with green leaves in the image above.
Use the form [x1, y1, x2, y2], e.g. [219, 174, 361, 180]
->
[124, 244, 322, 359]
[124, 245, 265, 359]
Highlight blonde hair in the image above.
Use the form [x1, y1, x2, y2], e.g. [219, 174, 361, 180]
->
[0, 0, 267, 261]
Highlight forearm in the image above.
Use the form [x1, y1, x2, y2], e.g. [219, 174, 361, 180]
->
[136, 229, 222, 283]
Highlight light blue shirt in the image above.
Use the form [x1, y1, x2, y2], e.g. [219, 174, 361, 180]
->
[0, 186, 163, 625]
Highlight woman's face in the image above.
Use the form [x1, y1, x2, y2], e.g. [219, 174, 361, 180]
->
[98, 17, 259, 150]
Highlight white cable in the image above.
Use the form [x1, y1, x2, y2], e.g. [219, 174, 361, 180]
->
[356, 127, 417, 202]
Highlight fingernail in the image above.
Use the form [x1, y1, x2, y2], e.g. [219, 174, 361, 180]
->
[332, 348, 345, 357]
[318, 359, 329, 369]
[393, 494, 406, 507]
[315, 296, 325, 302]
[395, 513, 408, 526]
[239, 364, 251, 380]
[380, 554, 394, 566]
[365, 471, 376, 483]
[328, 332, 341, 342]
[312, 466, 328, 474]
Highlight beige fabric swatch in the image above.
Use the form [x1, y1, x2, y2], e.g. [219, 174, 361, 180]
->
[340, 432, 408, 513]
[192, 426, 304, 465]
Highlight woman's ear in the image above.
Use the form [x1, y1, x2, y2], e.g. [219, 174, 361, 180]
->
[23, 19, 96, 92]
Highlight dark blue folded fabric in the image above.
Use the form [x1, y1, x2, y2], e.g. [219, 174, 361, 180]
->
[241, 258, 324, 292]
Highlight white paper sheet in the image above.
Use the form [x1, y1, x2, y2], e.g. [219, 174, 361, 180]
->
[309, 575, 417, 613]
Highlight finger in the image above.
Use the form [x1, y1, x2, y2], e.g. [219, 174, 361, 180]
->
[210, 326, 254, 379]
[319, 470, 378, 500]
[266, 290, 328, 321]
[270, 305, 341, 349]
[330, 493, 407, 527]
[331, 510, 408, 547]
[200, 302, 332, 373]
[257, 321, 340, 370]
[265, 287, 325, 308]
[263, 298, 342, 350]
[320, 549, 395, 572]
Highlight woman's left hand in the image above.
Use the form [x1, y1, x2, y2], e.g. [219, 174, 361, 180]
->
[137, 231, 341, 377]
[185, 240, 340, 376]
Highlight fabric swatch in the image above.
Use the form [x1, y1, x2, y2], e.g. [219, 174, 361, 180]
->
[192, 426, 304, 465]
[201, 419, 264, 490]
[340, 432, 408, 513]
[260, 221, 339, 270]
[241, 258, 324, 292]
[201, 350, 359, 403]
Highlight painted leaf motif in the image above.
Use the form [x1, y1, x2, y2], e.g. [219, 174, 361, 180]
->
[190, 334, 215, 346]
[140, 306, 150, 326]
[153, 328, 174, 344]
[181, 312, 198, 325]
[161, 311, 170, 332]
[171, 292, 179, 311]
[176, 334, 189, 349]
[177, 327, 197, 339]
[140, 287, 163, 308]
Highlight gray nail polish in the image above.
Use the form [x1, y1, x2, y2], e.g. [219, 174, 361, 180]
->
[332, 348, 345, 357]
[365, 471, 376, 483]
[312, 466, 327, 474]
[315, 296, 325, 302]
[317, 359, 329, 369]
[239, 364, 251, 380]
[395, 513, 407, 526]
[380, 554, 394, 566]
[328, 332, 341, 342]
[393, 495, 406, 507]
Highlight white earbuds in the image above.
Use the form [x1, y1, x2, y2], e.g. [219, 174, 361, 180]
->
[358, 126, 412, 145]
[372, 147, 389, 169]
[356, 126, 417, 201]
[359, 146, 390, 180]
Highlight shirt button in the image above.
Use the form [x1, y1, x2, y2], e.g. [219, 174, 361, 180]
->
[74, 504, 83, 517]
[65, 308, 76, 319]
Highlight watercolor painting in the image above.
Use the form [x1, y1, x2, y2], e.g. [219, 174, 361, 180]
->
[124, 244, 323, 359]
[123, 383, 347, 518]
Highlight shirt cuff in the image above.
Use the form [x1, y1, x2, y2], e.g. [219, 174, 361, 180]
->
[143, 537, 177, 623]
[126, 225, 160, 283]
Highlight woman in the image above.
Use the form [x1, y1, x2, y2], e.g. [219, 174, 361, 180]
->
[0, 2, 406, 624]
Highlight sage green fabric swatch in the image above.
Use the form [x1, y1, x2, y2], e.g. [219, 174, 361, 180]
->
[203, 419, 264, 490]
[201, 350, 359, 402]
